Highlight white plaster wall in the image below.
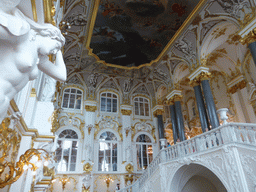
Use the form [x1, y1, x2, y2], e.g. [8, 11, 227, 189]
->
[33, 101, 54, 135]
[181, 175, 218, 192]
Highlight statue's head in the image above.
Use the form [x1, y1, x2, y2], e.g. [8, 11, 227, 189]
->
[32, 24, 65, 55]
[35, 24, 65, 46]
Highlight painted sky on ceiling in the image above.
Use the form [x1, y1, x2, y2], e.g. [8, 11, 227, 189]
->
[90, 0, 200, 67]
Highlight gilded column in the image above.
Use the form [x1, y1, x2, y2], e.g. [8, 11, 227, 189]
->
[168, 101, 178, 144]
[190, 80, 209, 132]
[200, 72, 220, 129]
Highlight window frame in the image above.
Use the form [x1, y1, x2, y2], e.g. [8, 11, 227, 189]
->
[97, 131, 119, 172]
[100, 92, 118, 113]
[55, 129, 79, 173]
[133, 97, 150, 117]
[135, 134, 154, 172]
[62, 87, 83, 110]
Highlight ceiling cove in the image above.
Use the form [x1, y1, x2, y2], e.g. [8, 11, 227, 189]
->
[86, 0, 205, 68]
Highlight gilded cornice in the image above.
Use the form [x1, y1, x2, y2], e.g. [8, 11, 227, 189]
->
[85, 105, 97, 112]
[240, 27, 256, 45]
[228, 80, 247, 94]
[121, 109, 132, 116]
[153, 109, 164, 117]
[173, 95, 183, 102]
[198, 71, 212, 81]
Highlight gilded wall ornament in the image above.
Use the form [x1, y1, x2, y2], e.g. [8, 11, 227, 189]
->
[85, 105, 97, 112]
[121, 109, 132, 116]
[125, 163, 134, 173]
[83, 162, 93, 173]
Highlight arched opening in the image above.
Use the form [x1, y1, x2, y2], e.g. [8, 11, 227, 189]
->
[170, 163, 227, 192]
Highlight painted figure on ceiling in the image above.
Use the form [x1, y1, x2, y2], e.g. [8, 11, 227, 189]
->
[0, 0, 66, 123]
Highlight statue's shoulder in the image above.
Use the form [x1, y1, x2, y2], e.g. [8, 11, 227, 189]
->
[0, 8, 30, 36]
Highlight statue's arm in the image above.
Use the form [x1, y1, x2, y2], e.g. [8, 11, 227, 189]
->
[38, 50, 67, 82]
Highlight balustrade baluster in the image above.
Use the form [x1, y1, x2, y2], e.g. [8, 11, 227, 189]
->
[251, 127, 256, 144]
[211, 132, 217, 147]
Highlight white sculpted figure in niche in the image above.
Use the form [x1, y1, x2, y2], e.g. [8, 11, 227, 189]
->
[124, 78, 132, 93]
[0, 0, 66, 123]
[88, 73, 99, 88]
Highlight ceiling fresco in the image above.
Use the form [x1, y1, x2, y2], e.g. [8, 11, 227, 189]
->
[89, 0, 200, 67]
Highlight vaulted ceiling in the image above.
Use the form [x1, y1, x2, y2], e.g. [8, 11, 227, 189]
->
[62, 0, 255, 88]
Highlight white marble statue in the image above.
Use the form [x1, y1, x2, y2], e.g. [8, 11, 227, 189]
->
[0, 0, 66, 123]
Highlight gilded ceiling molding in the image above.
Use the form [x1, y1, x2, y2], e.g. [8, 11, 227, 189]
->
[85, 0, 208, 69]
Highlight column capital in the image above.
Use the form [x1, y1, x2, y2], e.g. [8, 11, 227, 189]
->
[84, 100, 97, 112]
[227, 75, 247, 94]
[238, 18, 256, 45]
[188, 66, 211, 82]
[120, 105, 133, 116]
[152, 105, 164, 117]
[240, 28, 256, 45]
[166, 90, 182, 102]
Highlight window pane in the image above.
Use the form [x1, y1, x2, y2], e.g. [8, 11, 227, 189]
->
[107, 93, 111, 97]
[135, 102, 139, 115]
[101, 98, 106, 111]
[145, 103, 149, 116]
[71, 89, 76, 93]
[69, 94, 75, 108]
[140, 103, 144, 116]
[71, 155, 77, 163]
[70, 164, 76, 171]
[64, 89, 70, 93]
[113, 94, 117, 98]
[98, 157, 103, 171]
[107, 99, 111, 112]
[113, 99, 117, 112]
[137, 145, 142, 170]
[75, 99, 81, 109]
[77, 90, 82, 94]
[62, 94, 69, 108]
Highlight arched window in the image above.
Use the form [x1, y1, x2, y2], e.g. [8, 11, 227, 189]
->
[62, 88, 83, 109]
[134, 97, 149, 116]
[98, 131, 118, 172]
[100, 92, 117, 113]
[136, 134, 153, 171]
[56, 129, 79, 172]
